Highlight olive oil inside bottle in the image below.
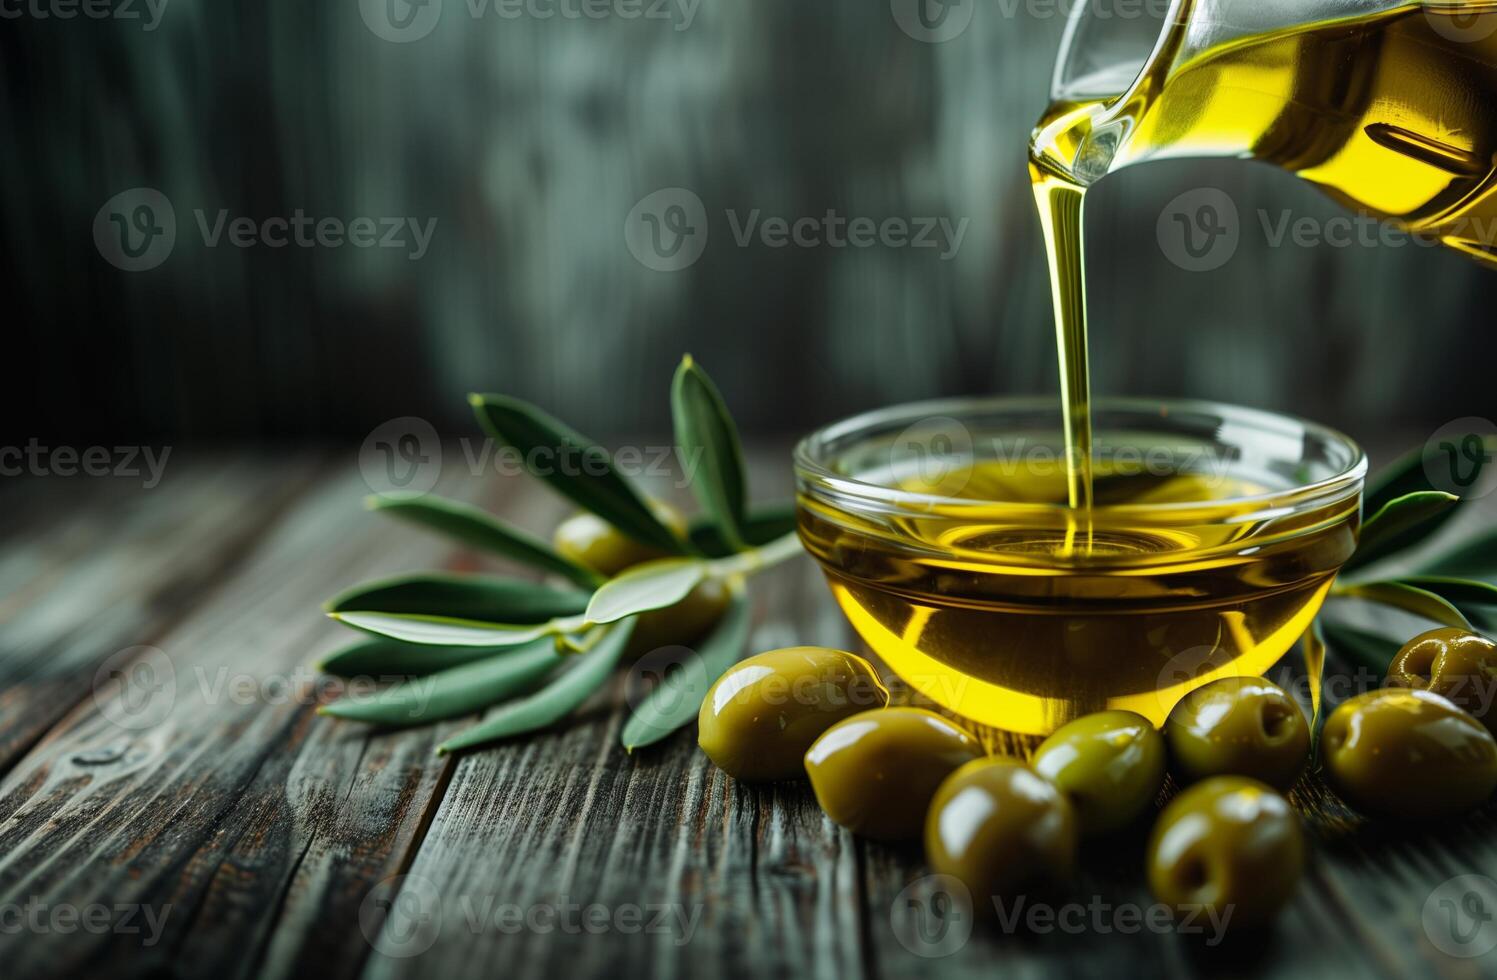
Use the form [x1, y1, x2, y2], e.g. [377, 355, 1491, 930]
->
[1031, 2, 1497, 522]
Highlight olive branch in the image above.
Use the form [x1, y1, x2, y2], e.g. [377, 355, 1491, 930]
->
[316, 356, 801, 754]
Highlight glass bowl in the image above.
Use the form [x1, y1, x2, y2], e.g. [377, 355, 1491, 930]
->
[794, 396, 1366, 736]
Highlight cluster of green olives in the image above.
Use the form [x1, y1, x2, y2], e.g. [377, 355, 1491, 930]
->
[1324, 627, 1497, 820]
[695, 628, 1497, 934]
[551, 502, 731, 654]
[696, 647, 1310, 929]
[697, 646, 981, 839]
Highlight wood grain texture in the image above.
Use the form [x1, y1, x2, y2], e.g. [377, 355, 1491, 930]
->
[0, 455, 564, 980]
[0, 447, 1495, 980]
[0, 458, 320, 774]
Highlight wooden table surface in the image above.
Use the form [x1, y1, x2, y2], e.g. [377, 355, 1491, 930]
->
[2, 445, 1495, 980]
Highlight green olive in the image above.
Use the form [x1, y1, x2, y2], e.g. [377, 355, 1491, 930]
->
[1147, 776, 1304, 932]
[627, 577, 732, 658]
[697, 648, 888, 782]
[1164, 676, 1310, 791]
[804, 707, 983, 841]
[1030, 710, 1166, 836]
[1387, 628, 1497, 734]
[1321, 688, 1497, 820]
[552, 501, 687, 577]
[925, 758, 1078, 906]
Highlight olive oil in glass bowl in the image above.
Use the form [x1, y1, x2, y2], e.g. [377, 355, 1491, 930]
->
[794, 398, 1366, 737]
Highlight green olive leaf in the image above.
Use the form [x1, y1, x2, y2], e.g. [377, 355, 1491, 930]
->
[1388, 576, 1497, 609]
[1348, 438, 1490, 570]
[318, 637, 522, 678]
[1363, 435, 1491, 514]
[319, 637, 560, 727]
[585, 558, 708, 625]
[689, 502, 798, 558]
[1419, 528, 1497, 583]
[672, 356, 748, 551]
[1382, 576, 1497, 632]
[1334, 581, 1473, 630]
[368, 495, 601, 588]
[1343, 490, 1459, 573]
[330, 610, 576, 648]
[437, 619, 637, 754]
[621, 584, 751, 751]
[326, 573, 591, 623]
[469, 394, 687, 556]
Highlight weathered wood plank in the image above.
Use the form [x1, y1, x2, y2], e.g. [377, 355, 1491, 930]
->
[0, 457, 557, 980]
[0, 457, 321, 774]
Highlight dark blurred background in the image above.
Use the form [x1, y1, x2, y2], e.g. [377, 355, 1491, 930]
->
[3, 0, 1494, 447]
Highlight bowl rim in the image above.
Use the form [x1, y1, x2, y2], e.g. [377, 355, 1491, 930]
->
[792, 395, 1368, 516]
